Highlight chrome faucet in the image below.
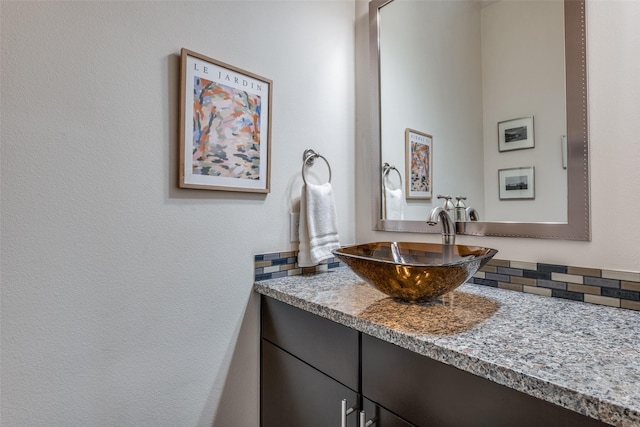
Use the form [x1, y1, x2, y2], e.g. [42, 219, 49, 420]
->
[427, 206, 456, 245]
[466, 207, 480, 221]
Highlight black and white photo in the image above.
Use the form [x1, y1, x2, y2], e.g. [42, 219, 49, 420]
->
[498, 116, 535, 151]
[499, 167, 535, 199]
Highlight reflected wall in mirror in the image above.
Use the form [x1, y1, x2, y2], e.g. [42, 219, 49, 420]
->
[370, 0, 590, 240]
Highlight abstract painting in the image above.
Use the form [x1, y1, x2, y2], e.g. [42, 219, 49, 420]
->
[180, 49, 272, 192]
[405, 128, 433, 199]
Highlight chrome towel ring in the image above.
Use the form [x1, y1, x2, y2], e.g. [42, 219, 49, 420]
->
[382, 162, 402, 189]
[302, 149, 332, 185]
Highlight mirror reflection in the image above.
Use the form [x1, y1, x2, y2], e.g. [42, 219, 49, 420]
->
[379, 0, 568, 223]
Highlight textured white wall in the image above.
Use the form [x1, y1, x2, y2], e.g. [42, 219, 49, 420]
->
[481, 1, 567, 222]
[356, 0, 640, 272]
[379, 1, 485, 221]
[0, 1, 355, 426]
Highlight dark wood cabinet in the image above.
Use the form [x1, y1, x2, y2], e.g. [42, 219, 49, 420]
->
[261, 296, 609, 427]
[262, 340, 359, 427]
[361, 334, 608, 427]
[361, 397, 416, 427]
[262, 296, 359, 390]
[261, 297, 360, 427]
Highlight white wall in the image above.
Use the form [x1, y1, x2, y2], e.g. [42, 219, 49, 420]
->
[481, 1, 567, 222]
[356, 0, 640, 273]
[0, 1, 355, 426]
[379, 0, 485, 221]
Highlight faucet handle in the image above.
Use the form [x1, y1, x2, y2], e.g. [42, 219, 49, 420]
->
[437, 195, 455, 211]
[454, 196, 467, 222]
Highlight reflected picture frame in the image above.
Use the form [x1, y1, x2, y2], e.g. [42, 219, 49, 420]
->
[498, 116, 535, 152]
[405, 128, 433, 200]
[179, 48, 272, 193]
[499, 167, 535, 200]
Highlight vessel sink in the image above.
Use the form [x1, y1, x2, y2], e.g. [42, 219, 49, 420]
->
[332, 242, 498, 303]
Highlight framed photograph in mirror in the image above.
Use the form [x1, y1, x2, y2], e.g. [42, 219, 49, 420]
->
[499, 167, 535, 200]
[405, 128, 432, 199]
[498, 116, 534, 152]
[179, 48, 272, 193]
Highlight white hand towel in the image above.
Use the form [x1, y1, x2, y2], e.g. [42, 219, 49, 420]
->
[298, 182, 340, 267]
[384, 187, 404, 220]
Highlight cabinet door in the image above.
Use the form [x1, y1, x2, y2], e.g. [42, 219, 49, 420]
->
[362, 334, 609, 427]
[262, 296, 359, 390]
[262, 340, 359, 427]
[361, 397, 415, 427]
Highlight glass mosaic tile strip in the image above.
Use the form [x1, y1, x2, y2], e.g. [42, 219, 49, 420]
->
[471, 259, 640, 312]
[254, 251, 343, 281]
[254, 252, 640, 312]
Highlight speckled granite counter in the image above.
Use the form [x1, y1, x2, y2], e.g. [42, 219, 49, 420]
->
[254, 267, 640, 427]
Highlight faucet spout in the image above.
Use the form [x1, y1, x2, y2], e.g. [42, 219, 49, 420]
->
[466, 207, 480, 221]
[427, 206, 456, 245]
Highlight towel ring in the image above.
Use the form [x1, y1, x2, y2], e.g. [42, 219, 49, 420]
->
[302, 149, 332, 185]
[382, 162, 402, 189]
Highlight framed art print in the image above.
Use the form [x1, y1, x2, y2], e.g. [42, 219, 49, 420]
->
[499, 166, 535, 200]
[179, 48, 272, 193]
[498, 116, 534, 152]
[405, 128, 433, 200]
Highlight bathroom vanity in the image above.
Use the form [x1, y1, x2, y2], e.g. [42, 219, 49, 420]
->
[255, 268, 640, 427]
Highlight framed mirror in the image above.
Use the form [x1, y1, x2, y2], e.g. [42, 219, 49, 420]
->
[369, 0, 590, 240]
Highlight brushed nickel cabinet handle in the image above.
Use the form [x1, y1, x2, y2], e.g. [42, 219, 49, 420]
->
[341, 399, 357, 427]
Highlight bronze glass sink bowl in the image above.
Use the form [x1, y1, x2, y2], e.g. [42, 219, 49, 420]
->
[333, 242, 498, 303]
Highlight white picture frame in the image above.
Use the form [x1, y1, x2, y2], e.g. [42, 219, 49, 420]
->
[499, 167, 535, 200]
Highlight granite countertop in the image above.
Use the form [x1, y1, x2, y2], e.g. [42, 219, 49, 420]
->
[254, 267, 640, 427]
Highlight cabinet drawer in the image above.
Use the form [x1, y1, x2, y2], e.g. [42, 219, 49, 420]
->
[362, 334, 608, 427]
[262, 340, 359, 427]
[261, 296, 359, 390]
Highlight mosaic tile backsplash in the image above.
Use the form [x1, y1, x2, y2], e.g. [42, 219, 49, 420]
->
[254, 251, 342, 282]
[254, 251, 640, 312]
[472, 259, 640, 311]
